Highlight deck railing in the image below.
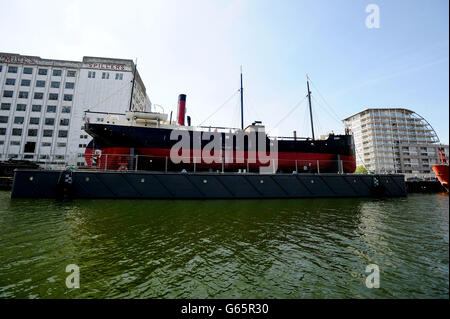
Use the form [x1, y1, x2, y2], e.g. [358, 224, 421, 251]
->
[78, 153, 355, 175]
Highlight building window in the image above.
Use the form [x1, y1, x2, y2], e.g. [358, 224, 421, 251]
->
[32, 105, 42, 112]
[49, 93, 58, 100]
[67, 70, 76, 77]
[38, 68, 48, 75]
[10, 141, 20, 146]
[53, 69, 62, 76]
[24, 143, 35, 155]
[1, 103, 11, 110]
[3, 90, 13, 98]
[30, 117, 40, 125]
[18, 91, 29, 99]
[21, 79, 31, 86]
[41, 142, 51, 147]
[45, 118, 55, 125]
[0, 65, 2, 72]
[62, 106, 71, 113]
[14, 116, 25, 124]
[0, 116, 8, 123]
[34, 92, 44, 99]
[12, 128, 22, 136]
[115, 73, 123, 80]
[57, 142, 66, 147]
[43, 130, 53, 137]
[60, 118, 70, 126]
[5, 78, 16, 85]
[65, 82, 75, 89]
[58, 130, 68, 138]
[51, 81, 60, 88]
[88, 71, 96, 78]
[36, 80, 46, 87]
[28, 129, 38, 137]
[0, 128, 6, 135]
[102, 72, 110, 79]
[63, 94, 73, 101]
[16, 104, 26, 111]
[24, 142, 35, 154]
[47, 105, 57, 113]
[23, 67, 33, 74]
[8, 66, 18, 73]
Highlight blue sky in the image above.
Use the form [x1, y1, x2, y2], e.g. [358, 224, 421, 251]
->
[1, 0, 448, 143]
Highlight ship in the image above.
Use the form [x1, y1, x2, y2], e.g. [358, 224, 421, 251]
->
[432, 148, 449, 192]
[83, 68, 356, 174]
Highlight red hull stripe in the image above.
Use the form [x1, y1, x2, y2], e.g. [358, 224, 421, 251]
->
[85, 147, 356, 172]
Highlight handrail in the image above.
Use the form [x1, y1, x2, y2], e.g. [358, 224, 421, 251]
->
[84, 110, 125, 116]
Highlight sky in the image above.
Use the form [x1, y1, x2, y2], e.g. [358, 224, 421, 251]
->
[1, 0, 449, 143]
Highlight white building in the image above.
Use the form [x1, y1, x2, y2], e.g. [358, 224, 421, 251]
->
[0, 53, 151, 166]
[343, 108, 449, 175]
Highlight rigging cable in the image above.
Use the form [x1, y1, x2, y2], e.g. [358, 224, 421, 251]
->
[312, 106, 323, 137]
[273, 95, 308, 129]
[245, 94, 263, 122]
[199, 90, 240, 126]
[307, 77, 343, 125]
[311, 95, 343, 127]
[230, 94, 240, 128]
[308, 76, 367, 171]
[301, 102, 310, 137]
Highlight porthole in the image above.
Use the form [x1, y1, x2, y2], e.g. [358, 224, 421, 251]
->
[260, 180, 264, 184]
[85, 177, 90, 182]
[203, 179, 208, 184]
[29, 176, 34, 181]
[140, 178, 145, 183]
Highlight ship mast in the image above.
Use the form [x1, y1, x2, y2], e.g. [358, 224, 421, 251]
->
[306, 74, 315, 140]
[129, 60, 137, 112]
[240, 66, 244, 130]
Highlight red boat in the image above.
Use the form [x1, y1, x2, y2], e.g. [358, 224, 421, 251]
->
[432, 149, 449, 192]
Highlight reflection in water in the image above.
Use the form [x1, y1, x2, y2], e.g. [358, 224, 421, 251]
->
[0, 192, 448, 298]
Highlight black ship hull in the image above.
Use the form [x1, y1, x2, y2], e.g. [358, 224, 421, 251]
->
[84, 123, 356, 173]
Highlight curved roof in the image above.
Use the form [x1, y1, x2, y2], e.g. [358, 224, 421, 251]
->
[343, 108, 440, 143]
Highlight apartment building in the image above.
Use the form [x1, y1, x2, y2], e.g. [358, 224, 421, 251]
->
[343, 108, 448, 174]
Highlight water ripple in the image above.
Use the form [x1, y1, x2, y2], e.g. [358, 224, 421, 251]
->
[0, 192, 448, 298]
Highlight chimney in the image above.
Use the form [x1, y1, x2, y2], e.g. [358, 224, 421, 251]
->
[177, 94, 186, 126]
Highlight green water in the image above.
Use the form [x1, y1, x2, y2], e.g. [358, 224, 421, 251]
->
[0, 191, 448, 299]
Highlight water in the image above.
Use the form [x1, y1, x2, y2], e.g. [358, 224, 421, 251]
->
[0, 191, 448, 299]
